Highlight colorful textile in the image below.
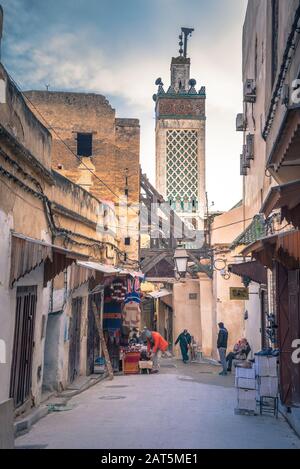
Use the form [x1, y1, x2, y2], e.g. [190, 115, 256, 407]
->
[124, 291, 141, 304]
[122, 301, 141, 329]
[103, 301, 122, 330]
[125, 276, 141, 304]
[127, 276, 140, 293]
[110, 278, 127, 302]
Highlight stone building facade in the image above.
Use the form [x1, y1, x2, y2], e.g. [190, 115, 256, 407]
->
[0, 58, 121, 430]
[226, 0, 300, 434]
[24, 91, 140, 266]
[154, 32, 206, 239]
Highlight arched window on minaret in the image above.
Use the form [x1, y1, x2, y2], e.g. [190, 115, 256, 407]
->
[179, 80, 182, 90]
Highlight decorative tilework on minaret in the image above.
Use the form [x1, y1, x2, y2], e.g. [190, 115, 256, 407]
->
[154, 28, 206, 242]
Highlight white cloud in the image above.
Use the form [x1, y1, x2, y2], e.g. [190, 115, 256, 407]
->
[2, 0, 247, 211]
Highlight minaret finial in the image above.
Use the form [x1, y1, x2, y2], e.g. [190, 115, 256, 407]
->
[178, 33, 183, 57]
[181, 27, 194, 58]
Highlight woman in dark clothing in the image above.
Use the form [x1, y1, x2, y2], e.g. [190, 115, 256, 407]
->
[175, 330, 192, 363]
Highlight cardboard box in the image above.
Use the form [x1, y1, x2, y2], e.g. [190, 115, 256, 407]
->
[237, 388, 257, 411]
[237, 399, 257, 412]
[235, 366, 255, 380]
[258, 376, 278, 397]
[237, 388, 256, 400]
[255, 356, 277, 377]
[235, 377, 256, 390]
[139, 360, 153, 370]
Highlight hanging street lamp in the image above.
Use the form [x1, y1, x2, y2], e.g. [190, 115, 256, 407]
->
[174, 244, 189, 277]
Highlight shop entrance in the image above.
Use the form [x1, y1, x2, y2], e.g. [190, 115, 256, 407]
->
[68, 297, 82, 383]
[288, 269, 300, 407]
[87, 292, 102, 375]
[261, 288, 269, 349]
[10, 285, 37, 408]
[43, 311, 61, 392]
[277, 264, 300, 407]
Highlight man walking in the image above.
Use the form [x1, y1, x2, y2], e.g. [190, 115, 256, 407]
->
[175, 329, 191, 363]
[217, 322, 228, 376]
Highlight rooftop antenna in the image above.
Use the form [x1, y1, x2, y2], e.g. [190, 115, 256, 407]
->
[181, 27, 194, 58]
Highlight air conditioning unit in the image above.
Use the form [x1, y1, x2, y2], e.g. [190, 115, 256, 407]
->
[246, 134, 254, 161]
[240, 154, 247, 176]
[243, 145, 250, 168]
[244, 79, 256, 103]
[281, 84, 289, 106]
[236, 113, 246, 131]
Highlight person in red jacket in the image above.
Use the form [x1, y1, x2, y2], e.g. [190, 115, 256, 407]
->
[144, 329, 169, 373]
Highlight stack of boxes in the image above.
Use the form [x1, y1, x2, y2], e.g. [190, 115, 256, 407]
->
[235, 365, 257, 414]
[235, 355, 278, 415]
[255, 355, 278, 404]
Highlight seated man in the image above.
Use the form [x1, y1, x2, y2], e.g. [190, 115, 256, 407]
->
[226, 338, 250, 372]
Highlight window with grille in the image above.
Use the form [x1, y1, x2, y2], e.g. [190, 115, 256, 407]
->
[77, 133, 93, 157]
[166, 129, 199, 206]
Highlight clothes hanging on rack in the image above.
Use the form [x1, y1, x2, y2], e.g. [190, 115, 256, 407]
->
[103, 300, 122, 330]
[125, 276, 141, 304]
[110, 278, 127, 302]
[122, 301, 141, 329]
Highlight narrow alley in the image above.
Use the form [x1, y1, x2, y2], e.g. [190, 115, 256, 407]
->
[2, 0, 300, 455]
[15, 359, 300, 450]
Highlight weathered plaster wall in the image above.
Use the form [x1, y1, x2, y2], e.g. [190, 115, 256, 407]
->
[244, 283, 261, 357]
[25, 91, 140, 264]
[211, 206, 246, 354]
[0, 65, 51, 171]
[173, 279, 201, 359]
[198, 274, 214, 358]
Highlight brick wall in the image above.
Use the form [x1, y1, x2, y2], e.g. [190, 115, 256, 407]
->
[24, 91, 140, 263]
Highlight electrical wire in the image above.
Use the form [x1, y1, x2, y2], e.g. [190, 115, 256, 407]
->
[8, 72, 140, 220]
[210, 217, 254, 232]
[5, 74, 279, 256]
[0, 153, 138, 265]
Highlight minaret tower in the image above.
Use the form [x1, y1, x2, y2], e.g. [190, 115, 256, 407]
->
[153, 28, 206, 244]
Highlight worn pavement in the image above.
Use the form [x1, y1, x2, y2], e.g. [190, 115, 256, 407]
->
[15, 359, 300, 449]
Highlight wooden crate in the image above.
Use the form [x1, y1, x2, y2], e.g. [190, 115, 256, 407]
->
[123, 352, 140, 375]
[139, 360, 153, 370]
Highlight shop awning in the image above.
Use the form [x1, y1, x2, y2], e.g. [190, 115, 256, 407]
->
[241, 230, 300, 269]
[68, 263, 96, 291]
[76, 261, 144, 279]
[77, 260, 120, 275]
[228, 260, 267, 285]
[160, 294, 173, 308]
[10, 232, 88, 288]
[148, 289, 172, 299]
[118, 269, 144, 279]
[261, 180, 300, 229]
[267, 106, 300, 184]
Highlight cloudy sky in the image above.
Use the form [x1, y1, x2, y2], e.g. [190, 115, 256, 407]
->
[1, 0, 248, 211]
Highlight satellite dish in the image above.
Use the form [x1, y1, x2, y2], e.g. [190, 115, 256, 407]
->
[155, 77, 163, 86]
[152, 94, 157, 102]
[189, 79, 197, 87]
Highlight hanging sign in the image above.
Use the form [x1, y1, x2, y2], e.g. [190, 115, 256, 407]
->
[230, 287, 249, 300]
